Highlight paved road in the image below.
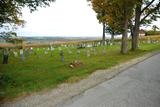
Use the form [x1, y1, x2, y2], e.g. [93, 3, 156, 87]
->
[56, 53, 160, 107]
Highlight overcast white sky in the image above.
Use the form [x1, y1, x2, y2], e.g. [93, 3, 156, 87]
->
[9, 0, 160, 37]
[16, 0, 103, 37]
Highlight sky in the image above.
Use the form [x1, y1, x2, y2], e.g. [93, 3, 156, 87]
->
[16, 0, 103, 37]
[3, 0, 160, 37]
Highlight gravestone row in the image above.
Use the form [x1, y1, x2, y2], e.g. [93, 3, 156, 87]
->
[1, 44, 108, 64]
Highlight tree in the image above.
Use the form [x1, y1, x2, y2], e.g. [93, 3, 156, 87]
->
[0, 0, 55, 28]
[0, 31, 23, 44]
[152, 25, 159, 32]
[91, 0, 108, 45]
[130, 0, 160, 51]
[91, 0, 136, 54]
[117, 0, 135, 54]
[105, 23, 119, 45]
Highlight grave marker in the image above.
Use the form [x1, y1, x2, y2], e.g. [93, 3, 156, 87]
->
[30, 47, 33, 54]
[93, 48, 97, 55]
[45, 51, 48, 55]
[2, 49, 9, 64]
[20, 49, 25, 61]
[51, 47, 54, 51]
[77, 50, 80, 57]
[86, 50, 90, 57]
[13, 51, 18, 57]
[60, 50, 64, 62]
[102, 48, 106, 54]
[25, 49, 29, 56]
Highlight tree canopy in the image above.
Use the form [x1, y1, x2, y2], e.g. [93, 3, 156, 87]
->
[91, 0, 136, 53]
[0, 0, 55, 28]
[90, 0, 160, 53]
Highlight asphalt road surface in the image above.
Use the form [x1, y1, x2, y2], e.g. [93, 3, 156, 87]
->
[57, 53, 160, 107]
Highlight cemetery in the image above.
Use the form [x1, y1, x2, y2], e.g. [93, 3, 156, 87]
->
[0, 36, 160, 101]
[1, 0, 160, 106]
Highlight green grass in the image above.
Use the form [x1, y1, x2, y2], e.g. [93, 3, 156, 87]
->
[0, 43, 160, 101]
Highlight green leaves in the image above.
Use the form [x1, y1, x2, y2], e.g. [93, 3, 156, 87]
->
[0, 0, 55, 28]
[91, 0, 136, 33]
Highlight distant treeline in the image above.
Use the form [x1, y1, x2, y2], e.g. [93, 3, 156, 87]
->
[23, 37, 99, 43]
[146, 30, 160, 36]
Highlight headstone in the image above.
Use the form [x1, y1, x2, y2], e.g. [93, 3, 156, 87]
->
[77, 50, 80, 57]
[20, 49, 25, 61]
[93, 48, 97, 55]
[98, 42, 101, 46]
[2, 49, 9, 64]
[30, 47, 33, 54]
[25, 49, 29, 56]
[64, 45, 67, 47]
[87, 44, 92, 48]
[147, 38, 151, 44]
[147, 40, 151, 44]
[102, 48, 106, 54]
[104, 41, 107, 45]
[51, 47, 54, 51]
[60, 50, 64, 62]
[108, 41, 111, 46]
[13, 51, 18, 57]
[45, 51, 48, 54]
[86, 50, 90, 57]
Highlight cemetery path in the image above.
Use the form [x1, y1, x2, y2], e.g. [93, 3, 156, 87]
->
[56, 53, 160, 107]
[1, 52, 160, 107]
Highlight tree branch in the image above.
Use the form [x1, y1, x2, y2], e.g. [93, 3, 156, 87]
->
[140, 2, 160, 24]
[141, 0, 155, 14]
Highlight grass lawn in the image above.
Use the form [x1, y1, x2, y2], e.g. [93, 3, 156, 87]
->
[0, 42, 160, 101]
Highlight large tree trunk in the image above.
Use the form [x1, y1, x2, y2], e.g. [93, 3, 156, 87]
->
[131, 3, 142, 51]
[102, 22, 106, 46]
[121, 16, 128, 54]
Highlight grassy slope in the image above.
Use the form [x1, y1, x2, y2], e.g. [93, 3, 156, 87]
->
[0, 43, 160, 101]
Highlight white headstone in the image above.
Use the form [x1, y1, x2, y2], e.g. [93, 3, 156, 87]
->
[20, 49, 25, 60]
[87, 50, 90, 57]
[45, 51, 48, 54]
[87, 44, 92, 48]
[77, 50, 80, 54]
[20, 49, 23, 55]
[93, 48, 97, 55]
[51, 47, 54, 51]
[102, 49, 106, 54]
[13, 52, 18, 57]
[30, 47, 33, 54]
